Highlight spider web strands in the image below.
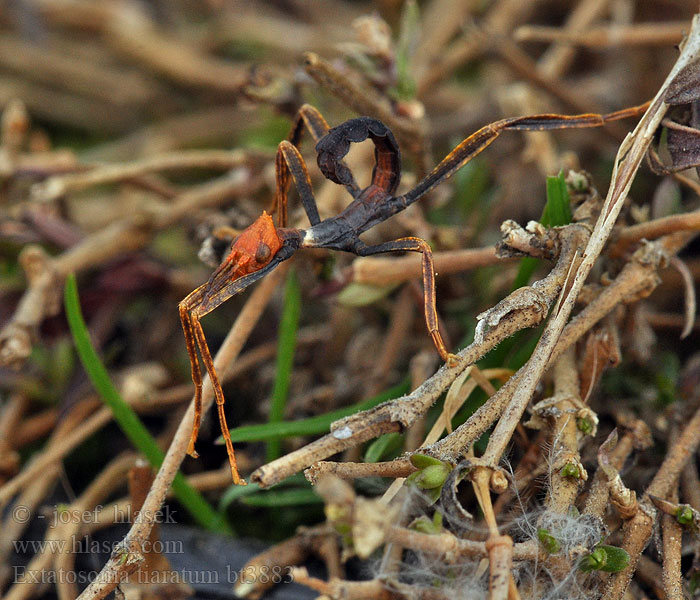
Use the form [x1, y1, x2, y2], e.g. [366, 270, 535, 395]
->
[401, 102, 650, 207]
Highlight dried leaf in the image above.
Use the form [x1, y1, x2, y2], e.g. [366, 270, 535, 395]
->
[666, 57, 700, 105]
[439, 460, 474, 526]
[666, 119, 700, 170]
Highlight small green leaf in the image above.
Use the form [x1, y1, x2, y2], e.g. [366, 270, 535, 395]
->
[364, 432, 402, 463]
[676, 505, 695, 526]
[407, 464, 451, 490]
[219, 473, 310, 511]
[579, 547, 607, 572]
[410, 454, 446, 469]
[512, 171, 571, 292]
[406, 455, 455, 504]
[560, 463, 581, 479]
[596, 545, 630, 573]
[411, 512, 444, 535]
[577, 417, 594, 435]
[219, 482, 261, 510]
[537, 528, 561, 554]
[541, 171, 572, 227]
[579, 545, 629, 573]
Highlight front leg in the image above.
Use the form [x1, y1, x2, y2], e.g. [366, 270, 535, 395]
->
[354, 237, 458, 365]
[179, 287, 245, 485]
[179, 290, 204, 459]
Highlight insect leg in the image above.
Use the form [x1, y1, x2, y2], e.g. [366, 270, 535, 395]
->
[289, 104, 331, 145]
[178, 250, 296, 485]
[354, 237, 457, 364]
[275, 140, 321, 227]
[190, 312, 244, 485]
[179, 288, 206, 459]
[402, 102, 650, 206]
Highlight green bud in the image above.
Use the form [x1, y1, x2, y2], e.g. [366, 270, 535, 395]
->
[577, 417, 594, 435]
[410, 454, 446, 469]
[579, 547, 606, 572]
[560, 463, 580, 479]
[676, 505, 694, 526]
[537, 528, 561, 554]
[411, 517, 434, 534]
[411, 512, 443, 535]
[407, 464, 451, 490]
[596, 545, 630, 572]
[579, 545, 629, 573]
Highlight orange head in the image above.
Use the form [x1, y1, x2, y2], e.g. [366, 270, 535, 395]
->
[224, 211, 283, 276]
[194, 211, 283, 317]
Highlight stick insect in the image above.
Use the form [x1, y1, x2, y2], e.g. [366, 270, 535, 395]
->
[180, 101, 648, 484]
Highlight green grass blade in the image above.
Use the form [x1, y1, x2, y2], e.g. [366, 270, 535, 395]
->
[482, 172, 571, 370]
[392, 0, 419, 100]
[219, 473, 309, 510]
[267, 268, 302, 462]
[542, 171, 572, 227]
[364, 432, 402, 463]
[512, 171, 571, 291]
[241, 488, 322, 507]
[229, 379, 410, 443]
[218, 482, 262, 510]
[64, 273, 227, 532]
[510, 256, 539, 293]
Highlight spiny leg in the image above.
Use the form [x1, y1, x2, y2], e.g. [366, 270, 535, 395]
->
[402, 102, 651, 206]
[275, 140, 321, 227]
[289, 104, 331, 145]
[179, 290, 206, 458]
[179, 254, 295, 485]
[272, 104, 343, 227]
[354, 236, 457, 365]
[190, 310, 244, 485]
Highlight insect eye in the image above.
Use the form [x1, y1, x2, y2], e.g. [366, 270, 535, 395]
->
[255, 242, 272, 263]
